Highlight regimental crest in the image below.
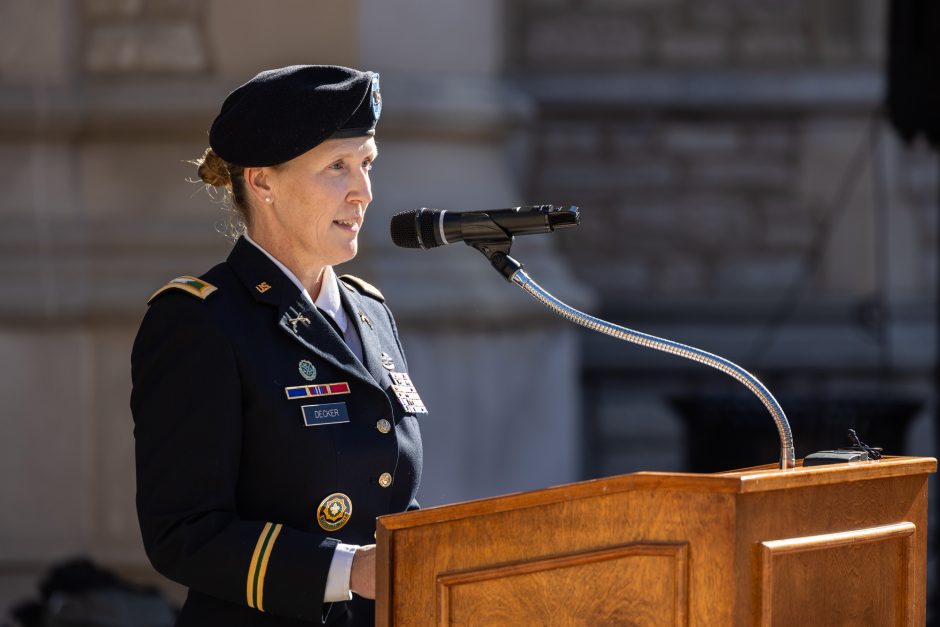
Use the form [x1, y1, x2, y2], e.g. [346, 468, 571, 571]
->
[371, 74, 382, 120]
[317, 493, 352, 531]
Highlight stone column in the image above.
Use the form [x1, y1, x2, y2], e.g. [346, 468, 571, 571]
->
[352, 0, 591, 504]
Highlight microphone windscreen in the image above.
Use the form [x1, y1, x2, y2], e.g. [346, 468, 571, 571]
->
[390, 210, 421, 248]
[390, 208, 442, 249]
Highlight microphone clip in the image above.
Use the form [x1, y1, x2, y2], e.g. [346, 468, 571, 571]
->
[466, 205, 578, 280]
[469, 238, 524, 281]
[483, 249, 524, 281]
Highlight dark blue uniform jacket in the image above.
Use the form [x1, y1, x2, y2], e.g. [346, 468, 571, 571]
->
[131, 237, 423, 625]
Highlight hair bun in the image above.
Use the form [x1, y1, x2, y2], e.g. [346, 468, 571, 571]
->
[196, 147, 232, 188]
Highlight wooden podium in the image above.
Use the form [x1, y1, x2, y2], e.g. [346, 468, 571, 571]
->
[376, 456, 935, 626]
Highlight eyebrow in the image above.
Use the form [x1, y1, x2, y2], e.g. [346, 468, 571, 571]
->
[329, 147, 379, 161]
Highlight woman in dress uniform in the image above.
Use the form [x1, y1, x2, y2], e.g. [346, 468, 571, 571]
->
[131, 65, 425, 626]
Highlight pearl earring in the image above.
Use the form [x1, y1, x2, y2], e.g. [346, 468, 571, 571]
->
[265, 197, 272, 203]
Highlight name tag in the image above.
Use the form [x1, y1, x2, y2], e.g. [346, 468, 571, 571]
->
[301, 402, 350, 427]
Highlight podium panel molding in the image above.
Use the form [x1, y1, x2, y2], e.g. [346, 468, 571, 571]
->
[756, 522, 916, 626]
[437, 543, 689, 626]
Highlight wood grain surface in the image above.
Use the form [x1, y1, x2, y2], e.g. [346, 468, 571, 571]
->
[438, 543, 687, 626]
[376, 456, 935, 626]
[757, 523, 915, 626]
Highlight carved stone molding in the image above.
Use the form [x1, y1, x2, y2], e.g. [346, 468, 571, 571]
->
[81, 0, 208, 75]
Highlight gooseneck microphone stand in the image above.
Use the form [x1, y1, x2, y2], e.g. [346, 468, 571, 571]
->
[479, 235, 796, 471]
[391, 204, 796, 470]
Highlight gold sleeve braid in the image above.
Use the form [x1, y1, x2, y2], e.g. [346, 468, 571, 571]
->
[246, 522, 283, 612]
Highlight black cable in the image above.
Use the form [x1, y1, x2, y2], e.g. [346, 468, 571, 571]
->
[847, 428, 883, 460]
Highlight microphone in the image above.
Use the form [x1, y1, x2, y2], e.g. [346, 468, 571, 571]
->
[390, 205, 579, 250]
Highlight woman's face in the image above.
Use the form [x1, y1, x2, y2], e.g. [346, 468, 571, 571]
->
[260, 136, 378, 269]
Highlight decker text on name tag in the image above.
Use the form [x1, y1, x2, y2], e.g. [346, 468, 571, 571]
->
[301, 402, 350, 427]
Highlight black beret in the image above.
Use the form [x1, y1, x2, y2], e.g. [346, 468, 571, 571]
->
[208, 65, 381, 167]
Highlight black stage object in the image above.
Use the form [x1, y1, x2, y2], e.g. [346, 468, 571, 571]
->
[885, 1, 940, 624]
[886, 0, 940, 149]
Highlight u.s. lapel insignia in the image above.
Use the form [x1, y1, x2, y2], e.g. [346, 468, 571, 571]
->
[256, 281, 272, 293]
[380, 352, 396, 370]
[298, 360, 317, 381]
[388, 371, 428, 414]
[317, 493, 352, 531]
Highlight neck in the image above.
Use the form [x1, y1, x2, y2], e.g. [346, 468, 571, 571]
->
[247, 230, 327, 299]
[297, 266, 326, 300]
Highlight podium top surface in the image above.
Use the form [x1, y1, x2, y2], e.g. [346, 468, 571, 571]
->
[379, 456, 936, 531]
[712, 455, 935, 490]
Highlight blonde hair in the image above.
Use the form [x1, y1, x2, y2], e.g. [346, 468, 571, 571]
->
[191, 147, 249, 238]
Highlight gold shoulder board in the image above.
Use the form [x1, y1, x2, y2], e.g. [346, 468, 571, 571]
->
[339, 274, 384, 302]
[148, 276, 218, 304]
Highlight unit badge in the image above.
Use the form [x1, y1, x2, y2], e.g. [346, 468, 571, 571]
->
[298, 360, 317, 381]
[317, 493, 352, 531]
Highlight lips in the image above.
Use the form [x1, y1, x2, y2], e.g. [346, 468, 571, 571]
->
[333, 218, 361, 232]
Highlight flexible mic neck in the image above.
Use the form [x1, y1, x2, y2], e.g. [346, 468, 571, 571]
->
[507, 264, 796, 471]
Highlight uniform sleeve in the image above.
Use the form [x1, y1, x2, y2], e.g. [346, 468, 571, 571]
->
[130, 294, 337, 622]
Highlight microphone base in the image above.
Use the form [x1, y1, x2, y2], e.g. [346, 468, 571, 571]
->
[804, 450, 872, 466]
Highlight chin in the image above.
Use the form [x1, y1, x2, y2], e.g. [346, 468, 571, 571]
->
[329, 242, 359, 267]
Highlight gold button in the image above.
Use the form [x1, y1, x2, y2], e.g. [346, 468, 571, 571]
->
[376, 419, 391, 434]
[378, 472, 393, 488]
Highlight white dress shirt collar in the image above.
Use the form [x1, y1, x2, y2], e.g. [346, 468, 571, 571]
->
[242, 233, 348, 334]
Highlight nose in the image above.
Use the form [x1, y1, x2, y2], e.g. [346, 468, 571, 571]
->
[346, 166, 373, 210]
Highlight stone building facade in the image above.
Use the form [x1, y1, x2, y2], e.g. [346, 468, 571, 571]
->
[511, 0, 936, 478]
[0, 0, 587, 609]
[1, 0, 937, 616]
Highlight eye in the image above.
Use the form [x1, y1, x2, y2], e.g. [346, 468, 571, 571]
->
[328, 160, 345, 171]
[362, 158, 374, 171]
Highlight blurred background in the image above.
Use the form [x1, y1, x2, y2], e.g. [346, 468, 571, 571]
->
[2, 0, 938, 623]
